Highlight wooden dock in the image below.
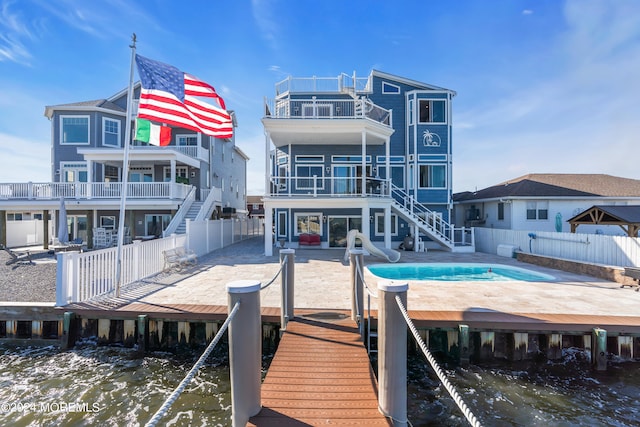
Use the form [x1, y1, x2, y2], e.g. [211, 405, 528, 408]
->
[247, 313, 391, 426]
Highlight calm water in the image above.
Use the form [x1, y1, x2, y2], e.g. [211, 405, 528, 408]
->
[367, 263, 555, 282]
[0, 343, 638, 426]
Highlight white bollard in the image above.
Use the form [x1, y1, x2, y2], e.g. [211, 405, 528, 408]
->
[280, 249, 295, 330]
[227, 280, 262, 426]
[378, 280, 408, 427]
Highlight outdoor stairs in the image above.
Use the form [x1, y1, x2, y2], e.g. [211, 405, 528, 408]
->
[389, 184, 473, 252]
[174, 201, 203, 234]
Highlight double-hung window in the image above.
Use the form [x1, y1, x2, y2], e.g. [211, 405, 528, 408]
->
[294, 213, 322, 235]
[102, 118, 120, 147]
[526, 201, 548, 220]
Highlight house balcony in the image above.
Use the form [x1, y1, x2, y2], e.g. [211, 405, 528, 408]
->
[263, 97, 394, 147]
[268, 176, 391, 198]
[0, 182, 192, 203]
[274, 74, 372, 97]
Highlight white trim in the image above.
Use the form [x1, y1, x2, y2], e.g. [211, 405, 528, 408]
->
[417, 99, 447, 124]
[374, 212, 398, 236]
[418, 164, 447, 189]
[176, 134, 197, 146]
[293, 212, 323, 236]
[60, 115, 90, 145]
[294, 155, 324, 163]
[382, 81, 401, 94]
[163, 166, 188, 182]
[277, 211, 287, 238]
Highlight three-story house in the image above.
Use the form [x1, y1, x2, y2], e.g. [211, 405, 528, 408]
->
[262, 70, 473, 256]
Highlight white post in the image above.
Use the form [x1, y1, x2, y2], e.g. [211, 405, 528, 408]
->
[280, 249, 295, 330]
[378, 280, 408, 426]
[349, 249, 364, 338]
[264, 206, 273, 256]
[55, 252, 69, 306]
[227, 280, 262, 426]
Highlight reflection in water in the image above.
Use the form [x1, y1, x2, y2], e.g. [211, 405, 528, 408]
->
[1, 344, 638, 426]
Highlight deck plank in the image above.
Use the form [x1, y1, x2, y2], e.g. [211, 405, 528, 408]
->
[247, 316, 391, 426]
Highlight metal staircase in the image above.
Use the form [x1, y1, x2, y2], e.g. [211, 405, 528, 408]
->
[389, 184, 474, 251]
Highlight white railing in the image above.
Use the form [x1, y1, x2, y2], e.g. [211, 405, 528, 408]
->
[269, 176, 390, 198]
[56, 218, 264, 305]
[131, 144, 208, 161]
[186, 217, 264, 256]
[195, 187, 222, 221]
[474, 228, 640, 268]
[0, 182, 192, 201]
[274, 74, 371, 96]
[56, 234, 187, 305]
[390, 185, 474, 249]
[163, 186, 197, 237]
[264, 97, 391, 126]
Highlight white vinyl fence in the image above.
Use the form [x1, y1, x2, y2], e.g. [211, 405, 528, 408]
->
[6, 220, 53, 248]
[56, 218, 264, 306]
[474, 228, 640, 268]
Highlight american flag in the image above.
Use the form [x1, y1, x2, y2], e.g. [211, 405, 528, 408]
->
[135, 54, 233, 139]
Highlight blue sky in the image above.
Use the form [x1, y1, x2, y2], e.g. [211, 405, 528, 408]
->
[1, 0, 639, 194]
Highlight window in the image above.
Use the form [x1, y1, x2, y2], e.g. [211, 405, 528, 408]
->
[418, 100, 446, 123]
[163, 166, 188, 182]
[408, 99, 414, 125]
[7, 213, 23, 221]
[61, 116, 89, 144]
[374, 213, 398, 236]
[382, 82, 400, 94]
[294, 213, 322, 235]
[129, 167, 153, 182]
[526, 201, 548, 220]
[102, 118, 120, 147]
[177, 135, 198, 146]
[295, 165, 324, 189]
[418, 165, 446, 188]
[277, 211, 287, 238]
[60, 162, 88, 183]
[498, 202, 505, 221]
[104, 165, 119, 182]
[295, 155, 324, 163]
[378, 165, 405, 189]
[100, 216, 116, 230]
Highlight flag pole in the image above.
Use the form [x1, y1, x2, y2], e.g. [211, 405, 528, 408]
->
[115, 33, 137, 298]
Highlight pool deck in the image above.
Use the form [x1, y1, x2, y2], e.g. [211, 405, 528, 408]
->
[63, 237, 640, 334]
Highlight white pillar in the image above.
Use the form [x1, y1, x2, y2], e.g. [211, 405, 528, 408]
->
[384, 204, 392, 249]
[361, 131, 366, 196]
[378, 280, 408, 426]
[170, 159, 176, 199]
[264, 205, 273, 256]
[361, 206, 370, 241]
[227, 280, 262, 426]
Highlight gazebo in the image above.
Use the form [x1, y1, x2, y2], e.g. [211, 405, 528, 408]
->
[568, 205, 640, 237]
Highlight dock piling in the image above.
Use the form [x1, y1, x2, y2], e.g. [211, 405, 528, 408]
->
[280, 249, 295, 330]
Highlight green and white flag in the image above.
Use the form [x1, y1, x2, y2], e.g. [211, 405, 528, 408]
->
[135, 118, 171, 146]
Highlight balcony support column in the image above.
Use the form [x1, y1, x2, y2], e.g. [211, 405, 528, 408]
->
[170, 159, 176, 199]
[87, 159, 93, 199]
[264, 131, 271, 196]
[361, 131, 366, 197]
[384, 205, 391, 249]
[264, 205, 273, 256]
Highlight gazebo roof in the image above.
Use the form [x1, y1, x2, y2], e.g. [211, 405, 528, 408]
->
[568, 205, 640, 237]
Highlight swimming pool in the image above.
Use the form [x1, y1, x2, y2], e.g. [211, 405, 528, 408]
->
[366, 263, 555, 282]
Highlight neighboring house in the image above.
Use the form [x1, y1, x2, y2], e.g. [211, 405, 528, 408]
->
[261, 71, 471, 256]
[247, 195, 265, 218]
[453, 174, 640, 236]
[0, 83, 248, 248]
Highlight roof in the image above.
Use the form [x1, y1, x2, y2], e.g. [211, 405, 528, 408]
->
[44, 99, 125, 118]
[371, 70, 457, 96]
[454, 174, 640, 202]
[568, 205, 640, 224]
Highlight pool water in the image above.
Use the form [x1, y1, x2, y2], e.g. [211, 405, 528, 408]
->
[367, 263, 555, 282]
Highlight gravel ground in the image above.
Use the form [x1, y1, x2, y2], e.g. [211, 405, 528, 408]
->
[0, 249, 57, 302]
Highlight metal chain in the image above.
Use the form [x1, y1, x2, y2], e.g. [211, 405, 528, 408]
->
[395, 295, 483, 427]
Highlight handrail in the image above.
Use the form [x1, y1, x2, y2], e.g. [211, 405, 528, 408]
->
[261, 256, 287, 290]
[194, 186, 221, 221]
[163, 186, 196, 237]
[353, 255, 378, 355]
[145, 300, 241, 427]
[394, 295, 483, 427]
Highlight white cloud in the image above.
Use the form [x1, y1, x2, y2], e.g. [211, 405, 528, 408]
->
[252, 0, 279, 50]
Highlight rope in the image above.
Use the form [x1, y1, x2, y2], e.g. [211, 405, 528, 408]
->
[261, 256, 287, 290]
[145, 301, 242, 427]
[394, 295, 483, 427]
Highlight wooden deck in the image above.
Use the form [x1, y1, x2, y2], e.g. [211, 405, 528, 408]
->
[247, 314, 391, 426]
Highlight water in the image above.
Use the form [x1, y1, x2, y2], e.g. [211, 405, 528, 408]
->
[367, 262, 555, 282]
[1, 344, 638, 426]
[0, 343, 233, 426]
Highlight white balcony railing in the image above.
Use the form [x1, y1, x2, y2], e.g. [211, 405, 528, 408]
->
[131, 144, 208, 160]
[264, 97, 391, 126]
[275, 73, 371, 96]
[0, 182, 192, 201]
[268, 176, 390, 198]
